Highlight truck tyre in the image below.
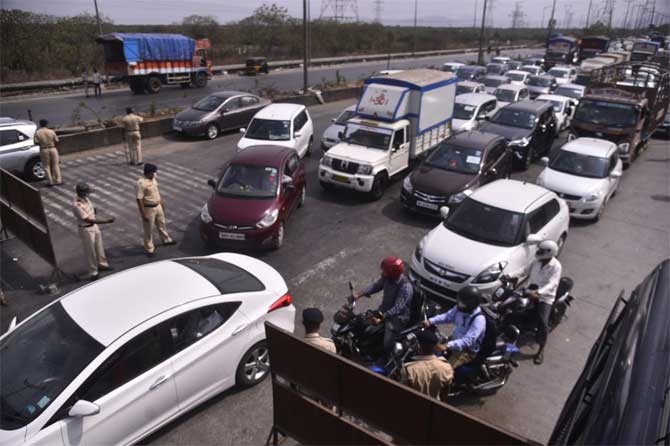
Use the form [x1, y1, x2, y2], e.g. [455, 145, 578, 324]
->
[146, 75, 161, 94]
[369, 173, 387, 201]
[195, 72, 208, 88]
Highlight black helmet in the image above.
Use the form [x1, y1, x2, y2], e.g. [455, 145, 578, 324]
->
[75, 183, 91, 196]
[456, 286, 482, 313]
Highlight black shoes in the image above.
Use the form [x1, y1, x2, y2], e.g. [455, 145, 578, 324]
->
[534, 351, 544, 365]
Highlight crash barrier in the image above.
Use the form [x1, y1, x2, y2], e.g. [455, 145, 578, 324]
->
[265, 322, 535, 445]
[0, 168, 56, 266]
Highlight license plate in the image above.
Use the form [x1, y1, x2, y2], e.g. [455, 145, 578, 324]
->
[427, 275, 451, 289]
[219, 232, 245, 240]
[173, 126, 182, 132]
[332, 174, 350, 183]
[416, 201, 438, 211]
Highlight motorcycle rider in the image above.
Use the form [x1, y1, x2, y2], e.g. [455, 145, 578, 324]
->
[526, 240, 562, 365]
[402, 329, 454, 401]
[352, 256, 414, 356]
[421, 286, 486, 369]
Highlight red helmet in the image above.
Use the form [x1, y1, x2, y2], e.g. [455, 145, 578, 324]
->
[381, 256, 404, 280]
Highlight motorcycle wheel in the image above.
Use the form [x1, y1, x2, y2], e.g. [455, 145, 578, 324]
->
[549, 303, 567, 328]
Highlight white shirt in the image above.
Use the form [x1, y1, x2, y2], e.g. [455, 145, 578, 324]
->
[528, 257, 562, 305]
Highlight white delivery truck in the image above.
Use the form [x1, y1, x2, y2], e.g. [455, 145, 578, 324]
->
[318, 69, 456, 200]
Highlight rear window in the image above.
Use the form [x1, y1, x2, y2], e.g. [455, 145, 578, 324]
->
[174, 258, 265, 294]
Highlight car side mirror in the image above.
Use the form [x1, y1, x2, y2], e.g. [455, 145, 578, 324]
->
[282, 176, 295, 190]
[540, 156, 549, 166]
[338, 131, 344, 140]
[207, 179, 217, 189]
[68, 400, 100, 418]
[610, 171, 622, 179]
[294, 131, 302, 139]
[239, 128, 246, 133]
[526, 234, 542, 245]
[484, 115, 491, 121]
[331, 118, 336, 123]
[487, 167, 498, 176]
[439, 206, 450, 221]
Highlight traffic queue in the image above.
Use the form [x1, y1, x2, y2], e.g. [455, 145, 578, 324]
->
[0, 45, 669, 446]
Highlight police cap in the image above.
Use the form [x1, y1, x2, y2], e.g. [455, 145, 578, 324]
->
[302, 308, 324, 324]
[144, 163, 158, 175]
[416, 329, 439, 346]
[75, 183, 91, 194]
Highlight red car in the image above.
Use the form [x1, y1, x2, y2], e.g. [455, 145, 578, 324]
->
[200, 146, 306, 249]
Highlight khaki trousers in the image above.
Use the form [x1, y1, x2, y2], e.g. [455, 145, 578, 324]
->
[127, 131, 142, 164]
[143, 205, 172, 253]
[447, 351, 477, 370]
[40, 148, 62, 185]
[79, 225, 108, 276]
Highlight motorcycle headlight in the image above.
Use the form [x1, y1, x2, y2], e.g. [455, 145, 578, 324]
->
[403, 176, 413, 193]
[472, 261, 508, 284]
[331, 323, 340, 336]
[393, 342, 404, 357]
[256, 208, 279, 228]
[448, 188, 472, 204]
[509, 137, 530, 147]
[617, 142, 630, 154]
[200, 203, 212, 224]
[320, 155, 333, 167]
[357, 164, 373, 175]
[567, 133, 577, 141]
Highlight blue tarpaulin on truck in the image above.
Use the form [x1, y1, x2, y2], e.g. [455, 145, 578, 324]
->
[98, 33, 195, 62]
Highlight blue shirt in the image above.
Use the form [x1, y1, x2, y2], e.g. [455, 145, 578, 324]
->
[361, 275, 413, 322]
[429, 306, 486, 353]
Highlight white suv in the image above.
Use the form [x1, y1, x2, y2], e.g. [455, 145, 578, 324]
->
[411, 179, 569, 302]
[237, 103, 314, 158]
[0, 118, 45, 181]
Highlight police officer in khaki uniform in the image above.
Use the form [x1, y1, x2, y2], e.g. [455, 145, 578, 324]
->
[136, 163, 175, 257]
[73, 183, 114, 280]
[33, 119, 63, 186]
[302, 308, 336, 353]
[122, 107, 144, 165]
[402, 330, 454, 401]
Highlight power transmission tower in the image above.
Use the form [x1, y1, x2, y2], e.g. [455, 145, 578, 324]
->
[373, 0, 383, 23]
[319, 0, 359, 22]
[510, 1, 526, 28]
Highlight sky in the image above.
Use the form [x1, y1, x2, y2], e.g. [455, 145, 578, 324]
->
[4, 0, 669, 29]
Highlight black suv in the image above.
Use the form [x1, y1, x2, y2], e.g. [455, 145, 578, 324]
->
[478, 100, 557, 170]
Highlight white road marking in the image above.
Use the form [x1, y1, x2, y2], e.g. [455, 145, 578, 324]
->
[290, 249, 348, 286]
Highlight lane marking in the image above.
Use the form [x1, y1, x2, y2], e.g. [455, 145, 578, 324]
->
[290, 249, 348, 286]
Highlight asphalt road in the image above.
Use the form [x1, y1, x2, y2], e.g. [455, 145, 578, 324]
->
[1, 99, 669, 444]
[0, 48, 535, 126]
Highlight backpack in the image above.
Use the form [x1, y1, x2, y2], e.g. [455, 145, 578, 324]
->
[467, 309, 500, 360]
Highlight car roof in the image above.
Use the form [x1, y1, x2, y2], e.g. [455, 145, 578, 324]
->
[487, 62, 505, 66]
[460, 65, 485, 71]
[450, 130, 504, 148]
[254, 103, 304, 120]
[560, 138, 617, 158]
[230, 145, 294, 166]
[506, 100, 552, 112]
[455, 92, 496, 105]
[444, 62, 464, 66]
[497, 83, 526, 91]
[0, 117, 36, 128]
[557, 83, 585, 90]
[483, 74, 509, 81]
[507, 70, 529, 76]
[531, 74, 555, 80]
[457, 80, 484, 87]
[471, 179, 551, 213]
[210, 90, 252, 99]
[549, 66, 573, 71]
[536, 94, 570, 102]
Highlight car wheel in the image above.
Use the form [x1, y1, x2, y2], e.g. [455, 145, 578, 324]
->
[271, 222, 284, 250]
[305, 136, 313, 157]
[369, 173, 387, 201]
[206, 124, 219, 140]
[24, 157, 46, 182]
[235, 341, 270, 387]
[594, 198, 607, 222]
[320, 181, 334, 192]
[556, 233, 567, 257]
[298, 185, 306, 208]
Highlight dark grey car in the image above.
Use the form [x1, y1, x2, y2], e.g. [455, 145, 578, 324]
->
[173, 91, 271, 139]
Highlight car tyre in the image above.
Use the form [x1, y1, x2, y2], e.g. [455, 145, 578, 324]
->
[206, 123, 219, 140]
[556, 233, 567, 257]
[369, 173, 387, 201]
[235, 341, 270, 387]
[298, 186, 306, 208]
[25, 157, 46, 182]
[320, 181, 334, 192]
[271, 222, 284, 250]
[305, 136, 313, 157]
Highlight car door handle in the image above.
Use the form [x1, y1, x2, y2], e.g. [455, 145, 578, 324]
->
[149, 374, 171, 391]
[232, 323, 248, 336]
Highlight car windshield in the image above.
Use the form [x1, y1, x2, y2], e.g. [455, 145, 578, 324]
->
[507, 72, 526, 82]
[456, 68, 478, 79]
[334, 110, 356, 126]
[483, 77, 506, 88]
[495, 89, 517, 102]
[538, 99, 563, 113]
[549, 149, 609, 178]
[0, 302, 104, 430]
[445, 197, 524, 246]
[528, 77, 552, 87]
[487, 65, 504, 74]
[520, 66, 537, 74]
[574, 100, 637, 127]
[554, 86, 581, 99]
[549, 69, 569, 78]
[245, 118, 291, 141]
[491, 108, 536, 129]
[425, 143, 483, 174]
[193, 95, 226, 112]
[217, 164, 279, 198]
[456, 84, 473, 95]
[342, 123, 392, 150]
[453, 103, 477, 120]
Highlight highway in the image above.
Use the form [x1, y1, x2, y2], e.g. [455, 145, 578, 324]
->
[0, 48, 535, 126]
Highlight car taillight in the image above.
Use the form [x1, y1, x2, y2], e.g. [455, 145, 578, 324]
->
[268, 293, 292, 313]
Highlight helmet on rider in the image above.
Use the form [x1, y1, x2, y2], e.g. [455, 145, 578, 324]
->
[536, 240, 559, 261]
[456, 286, 482, 313]
[380, 256, 404, 281]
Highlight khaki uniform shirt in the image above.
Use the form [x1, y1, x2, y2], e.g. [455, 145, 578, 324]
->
[304, 333, 336, 353]
[136, 177, 161, 206]
[122, 113, 143, 133]
[34, 127, 59, 150]
[73, 197, 96, 228]
[402, 355, 454, 400]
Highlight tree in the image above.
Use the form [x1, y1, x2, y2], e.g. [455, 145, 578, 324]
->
[181, 14, 219, 39]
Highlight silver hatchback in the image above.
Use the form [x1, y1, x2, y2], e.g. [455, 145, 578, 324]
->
[0, 118, 45, 181]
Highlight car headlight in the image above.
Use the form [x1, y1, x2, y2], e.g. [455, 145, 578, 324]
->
[567, 132, 577, 141]
[509, 137, 530, 147]
[472, 261, 508, 284]
[414, 237, 426, 263]
[582, 191, 602, 202]
[320, 155, 333, 167]
[200, 203, 213, 224]
[448, 188, 473, 204]
[617, 143, 630, 154]
[256, 208, 279, 228]
[403, 176, 413, 193]
[357, 164, 373, 175]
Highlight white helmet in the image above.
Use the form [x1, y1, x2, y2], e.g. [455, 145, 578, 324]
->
[536, 240, 559, 260]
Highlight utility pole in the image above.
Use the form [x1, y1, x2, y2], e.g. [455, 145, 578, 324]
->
[303, 0, 308, 94]
[473, 0, 478, 29]
[478, 0, 489, 65]
[412, 0, 418, 56]
[546, 0, 557, 44]
[93, 0, 103, 35]
[622, 0, 633, 29]
[606, 0, 615, 34]
[585, 0, 593, 27]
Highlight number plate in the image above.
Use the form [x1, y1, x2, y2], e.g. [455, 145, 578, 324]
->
[173, 125, 182, 132]
[332, 174, 350, 183]
[416, 201, 438, 211]
[427, 274, 452, 289]
[219, 232, 245, 240]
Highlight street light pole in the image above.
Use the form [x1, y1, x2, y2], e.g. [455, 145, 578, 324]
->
[585, 0, 593, 27]
[478, 0, 489, 65]
[303, 0, 309, 94]
[93, 0, 103, 35]
[546, 0, 557, 44]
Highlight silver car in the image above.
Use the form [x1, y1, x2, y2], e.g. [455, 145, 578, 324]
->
[0, 118, 44, 181]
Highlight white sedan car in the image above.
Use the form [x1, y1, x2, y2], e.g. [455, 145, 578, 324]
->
[0, 253, 295, 446]
[321, 105, 356, 151]
[535, 94, 578, 134]
[410, 179, 569, 303]
[536, 138, 622, 221]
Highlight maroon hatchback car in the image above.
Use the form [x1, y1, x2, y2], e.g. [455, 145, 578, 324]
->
[200, 146, 306, 249]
